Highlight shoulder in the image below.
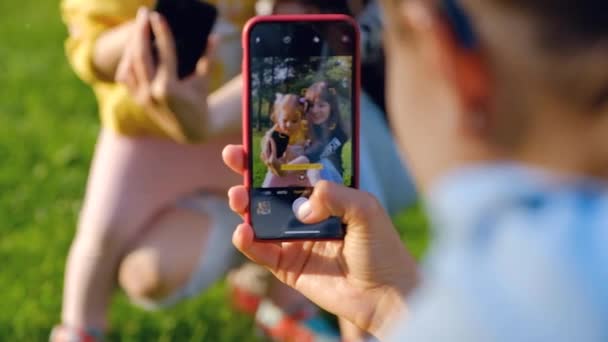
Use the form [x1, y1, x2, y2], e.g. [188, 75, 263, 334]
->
[404, 165, 608, 341]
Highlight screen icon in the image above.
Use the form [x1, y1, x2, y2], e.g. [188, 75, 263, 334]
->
[256, 200, 272, 216]
[255, 37, 261, 44]
[283, 36, 292, 44]
[313, 36, 320, 43]
[341, 35, 350, 43]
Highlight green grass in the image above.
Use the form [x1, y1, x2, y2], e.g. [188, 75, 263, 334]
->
[0, 2, 429, 340]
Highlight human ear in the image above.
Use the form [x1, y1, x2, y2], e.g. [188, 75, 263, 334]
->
[403, 0, 492, 137]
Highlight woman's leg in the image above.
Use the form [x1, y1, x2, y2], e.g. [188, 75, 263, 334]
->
[118, 208, 212, 304]
[118, 193, 242, 308]
[60, 129, 240, 331]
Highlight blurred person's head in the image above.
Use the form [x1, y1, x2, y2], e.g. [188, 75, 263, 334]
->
[379, 0, 608, 190]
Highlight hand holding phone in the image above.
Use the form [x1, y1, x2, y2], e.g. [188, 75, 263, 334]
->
[243, 15, 360, 240]
[115, 7, 211, 142]
[222, 146, 414, 337]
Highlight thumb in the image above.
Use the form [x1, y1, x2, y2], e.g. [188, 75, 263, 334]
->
[193, 34, 219, 77]
[293, 181, 387, 230]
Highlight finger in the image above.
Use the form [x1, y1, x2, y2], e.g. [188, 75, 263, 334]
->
[193, 33, 218, 73]
[222, 144, 246, 175]
[206, 34, 220, 59]
[117, 65, 138, 95]
[149, 12, 177, 80]
[233, 224, 281, 270]
[293, 181, 387, 227]
[194, 56, 211, 78]
[132, 7, 154, 88]
[115, 31, 137, 84]
[228, 185, 249, 216]
[115, 52, 131, 84]
[192, 35, 218, 76]
[189, 56, 211, 92]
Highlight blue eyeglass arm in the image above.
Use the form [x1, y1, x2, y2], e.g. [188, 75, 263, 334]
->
[440, 0, 478, 50]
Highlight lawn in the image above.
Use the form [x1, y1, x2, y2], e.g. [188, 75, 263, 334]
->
[0, 1, 429, 340]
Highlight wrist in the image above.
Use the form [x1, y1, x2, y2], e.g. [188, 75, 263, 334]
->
[367, 285, 408, 340]
[368, 251, 419, 339]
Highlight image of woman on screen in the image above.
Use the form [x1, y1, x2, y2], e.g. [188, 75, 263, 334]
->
[262, 81, 350, 187]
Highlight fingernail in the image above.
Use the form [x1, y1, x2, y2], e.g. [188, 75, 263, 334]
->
[292, 197, 311, 220]
[137, 6, 148, 19]
[150, 12, 160, 23]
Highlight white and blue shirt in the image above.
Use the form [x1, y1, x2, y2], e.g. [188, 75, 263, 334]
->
[389, 164, 608, 342]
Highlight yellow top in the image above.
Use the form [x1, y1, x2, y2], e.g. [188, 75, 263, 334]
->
[289, 120, 309, 145]
[61, 0, 256, 139]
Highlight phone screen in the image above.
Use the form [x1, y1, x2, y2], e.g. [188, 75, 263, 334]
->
[247, 19, 358, 240]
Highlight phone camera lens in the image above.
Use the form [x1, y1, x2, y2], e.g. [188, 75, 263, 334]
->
[283, 36, 292, 44]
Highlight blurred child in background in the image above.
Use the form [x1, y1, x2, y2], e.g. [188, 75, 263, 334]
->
[54, 1, 261, 341]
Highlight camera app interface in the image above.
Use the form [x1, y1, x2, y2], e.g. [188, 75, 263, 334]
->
[248, 21, 357, 239]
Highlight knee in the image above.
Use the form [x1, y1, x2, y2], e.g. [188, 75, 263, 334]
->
[118, 248, 171, 302]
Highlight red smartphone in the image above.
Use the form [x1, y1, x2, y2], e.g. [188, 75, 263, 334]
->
[153, 0, 218, 79]
[243, 15, 360, 240]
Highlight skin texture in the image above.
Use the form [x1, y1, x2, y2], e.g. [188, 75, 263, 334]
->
[309, 99, 331, 125]
[224, 0, 608, 339]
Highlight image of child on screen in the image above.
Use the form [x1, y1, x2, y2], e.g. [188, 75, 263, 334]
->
[260, 93, 309, 177]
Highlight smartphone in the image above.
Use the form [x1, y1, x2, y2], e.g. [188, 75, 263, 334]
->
[243, 15, 360, 240]
[153, 0, 218, 79]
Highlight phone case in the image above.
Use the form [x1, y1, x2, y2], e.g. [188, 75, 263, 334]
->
[154, 0, 218, 78]
[242, 15, 361, 241]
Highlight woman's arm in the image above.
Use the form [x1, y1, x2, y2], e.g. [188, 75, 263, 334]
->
[303, 136, 328, 162]
[305, 129, 348, 162]
[206, 75, 243, 137]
